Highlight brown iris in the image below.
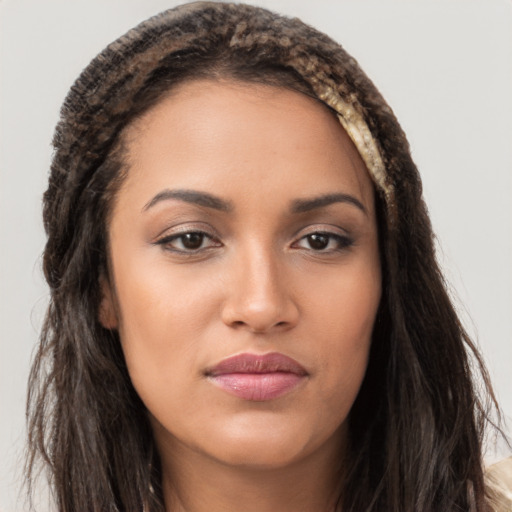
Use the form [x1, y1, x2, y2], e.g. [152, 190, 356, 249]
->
[307, 233, 330, 250]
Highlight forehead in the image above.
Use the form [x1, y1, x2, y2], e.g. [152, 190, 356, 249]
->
[119, 79, 375, 211]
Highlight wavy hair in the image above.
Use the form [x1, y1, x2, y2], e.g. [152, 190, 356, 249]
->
[27, 2, 502, 511]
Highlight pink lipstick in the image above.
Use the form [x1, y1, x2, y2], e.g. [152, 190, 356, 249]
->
[205, 352, 307, 401]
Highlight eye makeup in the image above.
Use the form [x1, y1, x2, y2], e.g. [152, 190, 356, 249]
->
[155, 230, 222, 253]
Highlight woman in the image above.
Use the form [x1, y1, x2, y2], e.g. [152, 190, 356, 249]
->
[26, 2, 510, 511]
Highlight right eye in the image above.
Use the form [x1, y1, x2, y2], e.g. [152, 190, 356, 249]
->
[156, 231, 221, 253]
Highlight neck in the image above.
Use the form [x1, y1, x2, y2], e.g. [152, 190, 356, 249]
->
[156, 432, 345, 512]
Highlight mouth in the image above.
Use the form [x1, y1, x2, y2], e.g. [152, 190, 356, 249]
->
[205, 352, 308, 401]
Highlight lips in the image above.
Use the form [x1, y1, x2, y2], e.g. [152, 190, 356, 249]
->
[205, 352, 308, 401]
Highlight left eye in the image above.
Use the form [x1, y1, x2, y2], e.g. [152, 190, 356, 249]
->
[294, 232, 352, 252]
[157, 231, 220, 252]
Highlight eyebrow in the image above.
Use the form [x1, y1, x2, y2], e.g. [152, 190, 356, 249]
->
[290, 193, 367, 215]
[143, 189, 233, 212]
[143, 189, 366, 216]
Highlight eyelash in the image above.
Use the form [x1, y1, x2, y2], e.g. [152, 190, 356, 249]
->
[155, 229, 353, 255]
[292, 232, 354, 252]
[155, 230, 221, 253]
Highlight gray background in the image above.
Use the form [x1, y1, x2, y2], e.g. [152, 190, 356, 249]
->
[1, 0, 511, 510]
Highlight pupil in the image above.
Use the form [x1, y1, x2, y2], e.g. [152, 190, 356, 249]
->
[182, 233, 204, 249]
[308, 234, 329, 250]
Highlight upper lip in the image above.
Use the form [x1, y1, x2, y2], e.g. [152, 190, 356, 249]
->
[205, 352, 308, 376]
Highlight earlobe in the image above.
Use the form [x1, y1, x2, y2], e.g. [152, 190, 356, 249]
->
[98, 275, 119, 329]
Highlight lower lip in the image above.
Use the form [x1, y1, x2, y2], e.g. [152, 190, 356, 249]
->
[209, 372, 305, 401]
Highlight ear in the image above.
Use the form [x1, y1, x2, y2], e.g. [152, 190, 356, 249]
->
[98, 275, 119, 329]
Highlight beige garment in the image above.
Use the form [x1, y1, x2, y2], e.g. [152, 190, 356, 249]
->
[485, 457, 512, 511]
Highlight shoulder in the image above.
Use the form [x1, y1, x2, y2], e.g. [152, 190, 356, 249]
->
[485, 457, 512, 511]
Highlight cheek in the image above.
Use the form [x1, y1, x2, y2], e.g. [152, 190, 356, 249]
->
[302, 257, 381, 401]
[112, 254, 223, 407]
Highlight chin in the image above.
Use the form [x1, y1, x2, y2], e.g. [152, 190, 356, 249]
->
[200, 414, 345, 470]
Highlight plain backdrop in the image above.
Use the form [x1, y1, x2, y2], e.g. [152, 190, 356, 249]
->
[1, 0, 511, 510]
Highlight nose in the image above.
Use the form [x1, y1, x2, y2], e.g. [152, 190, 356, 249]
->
[220, 245, 299, 334]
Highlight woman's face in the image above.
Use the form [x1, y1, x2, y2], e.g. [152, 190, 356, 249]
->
[101, 79, 381, 471]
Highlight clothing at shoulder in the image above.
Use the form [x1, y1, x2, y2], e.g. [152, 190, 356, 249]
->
[485, 457, 512, 511]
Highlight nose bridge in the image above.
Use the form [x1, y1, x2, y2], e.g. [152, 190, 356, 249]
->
[242, 241, 281, 303]
[222, 237, 298, 332]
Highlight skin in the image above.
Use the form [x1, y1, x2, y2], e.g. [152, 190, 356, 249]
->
[100, 79, 381, 512]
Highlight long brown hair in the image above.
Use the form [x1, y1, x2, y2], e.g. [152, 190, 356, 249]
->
[27, 2, 503, 510]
